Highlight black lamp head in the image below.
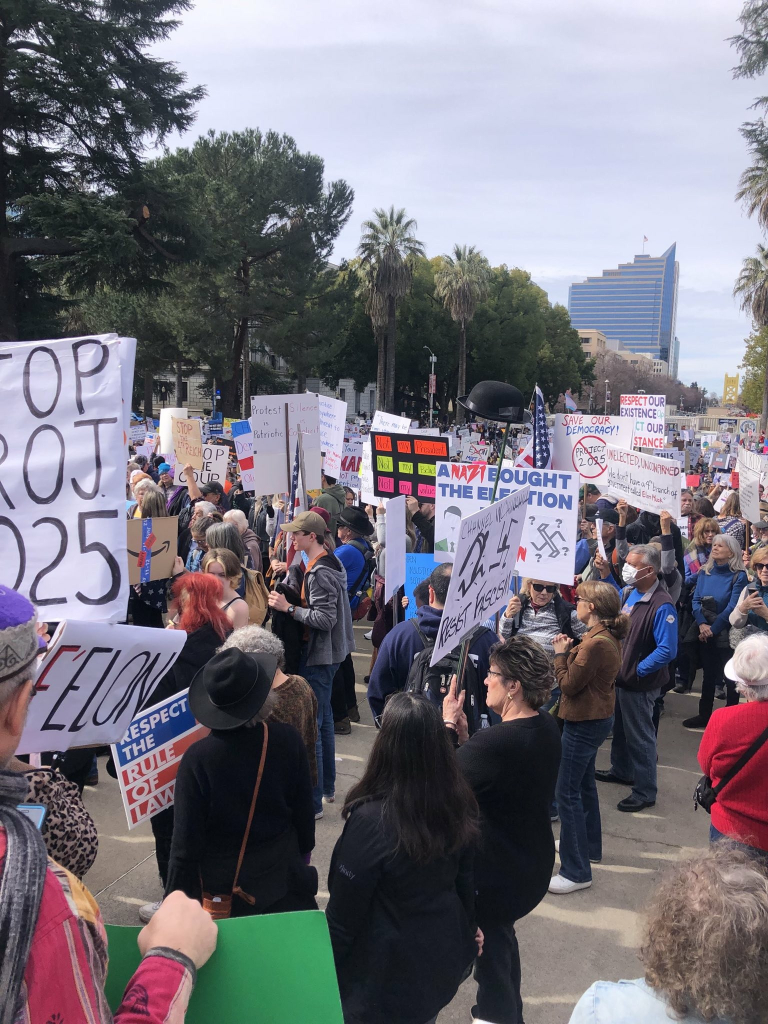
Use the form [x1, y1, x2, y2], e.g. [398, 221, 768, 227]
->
[458, 381, 531, 425]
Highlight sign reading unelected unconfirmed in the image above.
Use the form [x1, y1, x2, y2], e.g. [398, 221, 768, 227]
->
[605, 445, 682, 517]
[112, 688, 208, 829]
[619, 394, 667, 450]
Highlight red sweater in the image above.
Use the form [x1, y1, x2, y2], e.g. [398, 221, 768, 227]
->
[698, 701, 768, 851]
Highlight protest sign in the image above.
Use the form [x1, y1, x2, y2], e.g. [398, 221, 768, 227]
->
[371, 410, 411, 433]
[159, 407, 186, 456]
[552, 415, 634, 481]
[118, 337, 137, 445]
[172, 416, 203, 470]
[0, 334, 129, 622]
[701, 433, 717, 450]
[173, 443, 228, 486]
[17, 621, 187, 756]
[620, 394, 666, 449]
[315, 393, 347, 477]
[250, 394, 322, 493]
[404, 553, 437, 620]
[740, 418, 758, 437]
[127, 517, 178, 584]
[339, 441, 363, 493]
[738, 448, 768, 522]
[370, 431, 450, 499]
[686, 474, 701, 488]
[465, 440, 490, 462]
[434, 462, 580, 586]
[134, 443, 152, 460]
[129, 423, 146, 445]
[359, 439, 376, 505]
[431, 487, 529, 666]
[605, 446, 682, 517]
[286, 394, 321, 490]
[230, 419, 256, 492]
[112, 688, 207, 829]
[718, 418, 738, 430]
[384, 495, 407, 602]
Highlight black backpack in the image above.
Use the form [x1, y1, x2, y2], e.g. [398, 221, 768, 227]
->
[405, 620, 486, 732]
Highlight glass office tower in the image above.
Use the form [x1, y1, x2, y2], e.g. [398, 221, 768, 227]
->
[568, 244, 679, 376]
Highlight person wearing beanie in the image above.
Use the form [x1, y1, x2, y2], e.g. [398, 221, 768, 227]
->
[0, 587, 218, 1022]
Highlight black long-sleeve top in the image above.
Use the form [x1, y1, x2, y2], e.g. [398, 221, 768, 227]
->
[166, 720, 315, 910]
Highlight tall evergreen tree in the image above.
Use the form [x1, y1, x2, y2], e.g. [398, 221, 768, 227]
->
[735, 245, 768, 430]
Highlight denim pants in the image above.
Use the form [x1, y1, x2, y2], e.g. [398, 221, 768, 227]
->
[610, 686, 661, 803]
[699, 646, 738, 721]
[556, 716, 613, 883]
[302, 660, 340, 814]
[710, 823, 768, 867]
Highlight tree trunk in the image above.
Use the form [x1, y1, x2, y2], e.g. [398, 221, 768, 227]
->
[762, 348, 768, 436]
[242, 322, 251, 418]
[0, 246, 16, 341]
[175, 359, 184, 407]
[143, 368, 154, 419]
[375, 324, 386, 413]
[456, 320, 467, 425]
[385, 295, 396, 413]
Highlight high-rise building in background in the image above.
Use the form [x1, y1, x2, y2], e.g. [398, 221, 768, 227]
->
[568, 244, 680, 378]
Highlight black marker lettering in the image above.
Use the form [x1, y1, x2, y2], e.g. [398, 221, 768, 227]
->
[23, 424, 64, 504]
[72, 339, 109, 416]
[71, 417, 117, 499]
[23, 346, 62, 418]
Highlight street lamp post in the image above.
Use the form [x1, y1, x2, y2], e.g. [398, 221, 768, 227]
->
[604, 379, 610, 414]
[424, 346, 437, 428]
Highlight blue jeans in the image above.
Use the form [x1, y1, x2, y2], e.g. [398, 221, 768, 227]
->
[556, 716, 614, 883]
[710, 823, 768, 867]
[302, 660, 339, 815]
[610, 686, 661, 804]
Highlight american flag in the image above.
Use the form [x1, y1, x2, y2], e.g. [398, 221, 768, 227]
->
[514, 385, 551, 469]
[284, 440, 303, 567]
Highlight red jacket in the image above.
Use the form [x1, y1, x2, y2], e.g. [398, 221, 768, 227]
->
[698, 701, 768, 851]
[1, 830, 194, 1023]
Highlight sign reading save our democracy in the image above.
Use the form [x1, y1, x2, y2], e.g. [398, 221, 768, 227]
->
[605, 445, 682, 517]
[552, 415, 634, 481]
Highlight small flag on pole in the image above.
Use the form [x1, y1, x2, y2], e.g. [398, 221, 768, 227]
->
[643, 235, 648, 242]
[564, 389, 577, 412]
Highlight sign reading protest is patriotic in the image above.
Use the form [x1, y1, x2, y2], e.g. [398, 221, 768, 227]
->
[619, 394, 667, 450]
[112, 688, 207, 829]
[605, 445, 682, 517]
[434, 462, 580, 586]
[0, 334, 129, 622]
[173, 443, 228, 486]
[431, 487, 529, 666]
[18, 621, 187, 755]
[737, 448, 768, 523]
[250, 394, 322, 493]
[370, 431, 450, 499]
[552, 415, 634, 481]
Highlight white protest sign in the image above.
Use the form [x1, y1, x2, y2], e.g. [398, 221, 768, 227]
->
[431, 487, 529, 666]
[701, 433, 717, 450]
[230, 419, 256, 493]
[314, 393, 347, 477]
[0, 335, 129, 622]
[738, 448, 768, 523]
[173, 443, 228, 486]
[620, 394, 666, 449]
[287, 394, 321, 490]
[466, 441, 491, 462]
[552, 415, 634, 481]
[118, 337, 137, 448]
[129, 423, 146, 445]
[384, 495, 407, 601]
[371, 410, 411, 433]
[605, 446, 682, 517]
[17, 621, 187, 755]
[339, 440, 363, 492]
[159, 407, 186, 457]
[251, 396, 290, 495]
[434, 462, 580, 586]
[360, 439, 376, 505]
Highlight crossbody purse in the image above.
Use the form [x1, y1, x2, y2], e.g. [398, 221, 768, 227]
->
[694, 721, 768, 813]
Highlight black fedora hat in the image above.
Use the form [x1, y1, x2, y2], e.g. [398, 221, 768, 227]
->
[337, 505, 375, 536]
[189, 648, 277, 730]
[458, 381, 531, 425]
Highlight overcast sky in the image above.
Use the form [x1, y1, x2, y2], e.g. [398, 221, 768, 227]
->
[158, 0, 763, 396]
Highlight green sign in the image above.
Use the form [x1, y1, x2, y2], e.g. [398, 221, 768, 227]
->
[105, 910, 343, 1023]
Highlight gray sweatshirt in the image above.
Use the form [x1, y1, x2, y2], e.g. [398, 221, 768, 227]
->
[292, 553, 355, 667]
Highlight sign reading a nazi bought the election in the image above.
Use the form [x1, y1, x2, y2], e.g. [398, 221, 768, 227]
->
[370, 431, 450, 498]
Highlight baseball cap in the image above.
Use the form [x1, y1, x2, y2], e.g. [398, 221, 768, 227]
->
[586, 507, 620, 525]
[281, 510, 328, 536]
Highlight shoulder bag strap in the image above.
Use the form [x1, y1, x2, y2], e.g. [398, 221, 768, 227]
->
[410, 619, 429, 649]
[231, 722, 269, 904]
[713, 721, 768, 797]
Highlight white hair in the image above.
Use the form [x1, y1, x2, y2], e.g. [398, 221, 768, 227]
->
[224, 508, 248, 532]
[132, 478, 154, 498]
[219, 625, 285, 670]
[703, 534, 744, 575]
[193, 501, 217, 518]
[731, 635, 768, 702]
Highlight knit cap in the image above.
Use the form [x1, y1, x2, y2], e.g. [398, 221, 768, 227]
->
[0, 587, 40, 683]
[158, 463, 171, 473]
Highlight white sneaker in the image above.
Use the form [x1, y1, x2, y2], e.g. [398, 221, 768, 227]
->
[548, 874, 592, 894]
[363, 629, 373, 640]
[314, 810, 324, 820]
[139, 899, 162, 923]
[323, 794, 335, 804]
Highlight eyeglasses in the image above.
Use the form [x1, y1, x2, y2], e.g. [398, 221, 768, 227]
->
[576, 596, 591, 604]
[487, 669, 508, 680]
[754, 563, 768, 572]
[531, 584, 557, 594]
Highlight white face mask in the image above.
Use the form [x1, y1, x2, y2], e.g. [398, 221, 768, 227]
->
[622, 563, 637, 585]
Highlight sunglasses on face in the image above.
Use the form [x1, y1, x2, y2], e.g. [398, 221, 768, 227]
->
[754, 563, 768, 572]
[531, 584, 557, 594]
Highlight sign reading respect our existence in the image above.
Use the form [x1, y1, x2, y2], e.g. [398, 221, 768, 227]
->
[17, 621, 187, 756]
[112, 688, 208, 829]
[619, 394, 667, 449]
[370, 431, 450, 499]
[434, 462, 580, 586]
[173, 443, 228, 486]
[0, 334, 130, 622]
[605, 445, 682, 517]
[552, 415, 635, 481]
[431, 486, 530, 666]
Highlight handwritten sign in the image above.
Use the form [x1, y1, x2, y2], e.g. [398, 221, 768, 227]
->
[553, 415, 634, 481]
[173, 444, 228, 486]
[404, 553, 437, 620]
[738, 448, 768, 523]
[171, 416, 203, 469]
[231, 419, 256, 493]
[315, 393, 347, 477]
[620, 394, 667, 450]
[605, 445, 682, 517]
[370, 431, 450, 499]
[339, 440, 363, 493]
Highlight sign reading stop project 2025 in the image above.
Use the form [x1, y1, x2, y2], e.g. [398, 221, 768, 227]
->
[552, 415, 634, 481]
[0, 335, 129, 622]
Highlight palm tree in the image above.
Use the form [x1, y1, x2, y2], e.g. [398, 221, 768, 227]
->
[434, 244, 492, 423]
[736, 148, 768, 231]
[356, 272, 388, 410]
[734, 245, 768, 431]
[357, 207, 425, 412]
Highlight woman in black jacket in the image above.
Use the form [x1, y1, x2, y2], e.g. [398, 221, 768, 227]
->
[326, 693, 481, 1024]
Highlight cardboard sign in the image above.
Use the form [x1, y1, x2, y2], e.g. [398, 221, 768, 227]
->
[434, 462, 580, 586]
[431, 487, 529, 666]
[172, 416, 203, 469]
[173, 443, 228, 486]
[126, 516, 178, 584]
[404, 553, 437, 620]
[315, 393, 347, 477]
[0, 334, 129, 622]
[384, 495, 407, 601]
[620, 394, 666, 449]
[370, 431, 450, 499]
[112, 688, 208, 829]
[339, 441, 363, 492]
[464, 440, 491, 462]
[231, 419, 256, 493]
[738, 449, 768, 523]
[17, 621, 187, 755]
[605, 445, 682, 517]
[552, 415, 634, 481]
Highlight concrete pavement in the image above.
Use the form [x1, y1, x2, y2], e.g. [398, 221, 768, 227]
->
[81, 621, 710, 1024]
